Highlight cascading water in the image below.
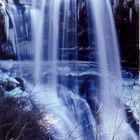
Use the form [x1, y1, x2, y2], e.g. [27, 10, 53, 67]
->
[61, 0, 77, 60]
[47, 0, 62, 91]
[31, 0, 62, 87]
[89, 0, 138, 139]
[1, 0, 30, 59]
[30, 0, 46, 84]
[61, 0, 70, 59]
[30, 0, 96, 139]
[1, 0, 18, 57]
[7, 4, 19, 58]
[1, 0, 139, 140]
[60, 0, 79, 95]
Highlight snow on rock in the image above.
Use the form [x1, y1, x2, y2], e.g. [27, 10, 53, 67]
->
[121, 79, 139, 121]
[7, 77, 20, 84]
[0, 70, 28, 97]
[0, 60, 14, 70]
[4, 87, 29, 98]
[0, 70, 33, 112]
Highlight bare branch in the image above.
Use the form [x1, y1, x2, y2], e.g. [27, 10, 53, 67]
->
[5, 122, 17, 140]
[15, 123, 27, 140]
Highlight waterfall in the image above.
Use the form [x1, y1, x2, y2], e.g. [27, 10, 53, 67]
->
[60, 0, 79, 95]
[31, 0, 62, 86]
[61, 0, 70, 60]
[1, 0, 30, 59]
[7, 4, 19, 58]
[89, 0, 138, 139]
[1, 0, 138, 139]
[47, 0, 62, 92]
[0, 0, 18, 56]
[30, 0, 96, 139]
[30, 0, 46, 84]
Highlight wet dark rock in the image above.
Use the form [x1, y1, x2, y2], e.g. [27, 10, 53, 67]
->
[0, 70, 27, 98]
[6, 80, 17, 91]
[13, 0, 20, 4]
[15, 77, 25, 91]
[0, 85, 5, 97]
[125, 105, 139, 136]
[0, 74, 21, 91]
[0, 13, 7, 45]
[0, 41, 15, 59]
[6, 77, 26, 92]
[115, 0, 139, 69]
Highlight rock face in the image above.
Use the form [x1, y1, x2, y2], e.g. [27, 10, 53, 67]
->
[0, 85, 5, 97]
[0, 1, 31, 60]
[114, 0, 139, 70]
[0, 1, 15, 59]
[15, 77, 25, 91]
[0, 1, 7, 45]
[0, 41, 16, 59]
[125, 105, 139, 135]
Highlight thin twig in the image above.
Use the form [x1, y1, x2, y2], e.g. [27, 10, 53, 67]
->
[15, 123, 27, 140]
[0, 123, 13, 128]
[5, 122, 17, 140]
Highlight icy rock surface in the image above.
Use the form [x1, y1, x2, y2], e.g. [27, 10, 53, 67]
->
[0, 70, 33, 111]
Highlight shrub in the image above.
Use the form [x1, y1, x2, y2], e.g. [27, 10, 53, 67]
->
[0, 96, 52, 140]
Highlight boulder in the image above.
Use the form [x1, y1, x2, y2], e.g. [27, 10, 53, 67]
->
[14, 77, 25, 91]
[6, 80, 17, 91]
[5, 77, 19, 91]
